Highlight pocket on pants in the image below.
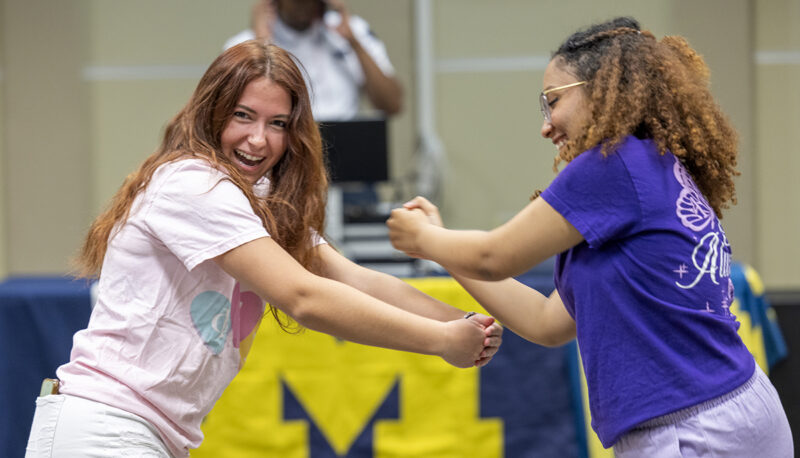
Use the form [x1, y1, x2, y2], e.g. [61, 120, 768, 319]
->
[25, 395, 66, 457]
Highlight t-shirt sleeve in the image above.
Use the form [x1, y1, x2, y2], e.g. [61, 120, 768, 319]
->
[143, 161, 270, 271]
[540, 146, 642, 248]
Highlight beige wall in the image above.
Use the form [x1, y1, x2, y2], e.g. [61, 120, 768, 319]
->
[433, 0, 754, 242]
[754, 0, 800, 288]
[2, 0, 91, 275]
[0, 0, 797, 290]
[432, 0, 771, 281]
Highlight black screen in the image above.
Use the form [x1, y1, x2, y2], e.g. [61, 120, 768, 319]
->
[319, 118, 388, 183]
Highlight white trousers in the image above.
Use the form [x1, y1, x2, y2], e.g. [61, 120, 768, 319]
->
[25, 394, 174, 458]
[615, 365, 793, 458]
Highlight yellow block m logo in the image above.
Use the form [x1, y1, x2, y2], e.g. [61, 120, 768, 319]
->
[195, 278, 503, 457]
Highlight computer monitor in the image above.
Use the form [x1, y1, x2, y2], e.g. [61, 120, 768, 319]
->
[318, 118, 389, 183]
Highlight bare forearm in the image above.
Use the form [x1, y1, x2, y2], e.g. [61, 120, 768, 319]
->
[352, 268, 465, 321]
[451, 273, 575, 347]
[250, 0, 274, 40]
[285, 275, 445, 355]
[350, 39, 403, 114]
[216, 238, 484, 368]
[313, 247, 464, 321]
[416, 225, 518, 281]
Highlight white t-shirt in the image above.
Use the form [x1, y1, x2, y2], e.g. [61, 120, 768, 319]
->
[57, 159, 322, 457]
[224, 11, 395, 120]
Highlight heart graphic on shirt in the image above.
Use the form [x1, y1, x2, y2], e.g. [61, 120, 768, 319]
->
[190, 291, 232, 355]
[231, 282, 265, 348]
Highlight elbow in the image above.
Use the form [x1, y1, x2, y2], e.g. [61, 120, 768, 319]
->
[475, 250, 513, 281]
[536, 327, 577, 348]
[273, 282, 319, 329]
[538, 335, 575, 348]
[507, 325, 573, 348]
[381, 82, 403, 116]
[380, 97, 402, 116]
[515, 330, 573, 348]
[388, 97, 403, 116]
[469, 231, 521, 281]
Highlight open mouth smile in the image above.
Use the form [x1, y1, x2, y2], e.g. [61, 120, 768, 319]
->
[235, 149, 266, 167]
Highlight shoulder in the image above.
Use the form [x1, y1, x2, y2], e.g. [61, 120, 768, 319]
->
[614, 135, 659, 156]
[568, 136, 661, 174]
[150, 158, 233, 197]
[610, 136, 676, 180]
[577, 135, 656, 160]
[154, 157, 225, 180]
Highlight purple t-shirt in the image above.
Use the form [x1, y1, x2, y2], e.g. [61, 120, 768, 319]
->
[540, 136, 754, 447]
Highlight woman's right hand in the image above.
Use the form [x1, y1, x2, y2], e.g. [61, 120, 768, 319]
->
[387, 196, 443, 259]
[402, 196, 443, 227]
[439, 319, 486, 368]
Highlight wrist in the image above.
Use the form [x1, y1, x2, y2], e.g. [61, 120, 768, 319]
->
[415, 223, 440, 260]
[432, 321, 451, 357]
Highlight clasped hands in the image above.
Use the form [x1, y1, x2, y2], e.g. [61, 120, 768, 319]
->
[389, 196, 502, 367]
[386, 196, 442, 260]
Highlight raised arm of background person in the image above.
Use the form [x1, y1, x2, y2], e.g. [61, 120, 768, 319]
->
[325, 0, 403, 115]
[389, 196, 576, 346]
[387, 196, 584, 281]
[250, 0, 276, 41]
[215, 236, 485, 368]
[311, 243, 503, 366]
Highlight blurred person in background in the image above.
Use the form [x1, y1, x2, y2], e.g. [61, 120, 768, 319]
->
[225, 0, 402, 121]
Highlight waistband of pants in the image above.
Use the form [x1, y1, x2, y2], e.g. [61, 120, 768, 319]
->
[633, 366, 759, 430]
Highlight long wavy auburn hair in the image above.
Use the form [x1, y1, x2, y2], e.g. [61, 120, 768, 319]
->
[550, 17, 739, 217]
[75, 41, 328, 292]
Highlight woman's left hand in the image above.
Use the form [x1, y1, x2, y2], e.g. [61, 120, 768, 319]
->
[467, 313, 503, 367]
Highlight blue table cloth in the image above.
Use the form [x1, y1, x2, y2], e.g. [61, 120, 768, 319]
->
[0, 276, 93, 458]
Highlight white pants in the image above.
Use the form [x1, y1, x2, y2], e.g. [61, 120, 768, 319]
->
[615, 365, 793, 458]
[25, 394, 173, 458]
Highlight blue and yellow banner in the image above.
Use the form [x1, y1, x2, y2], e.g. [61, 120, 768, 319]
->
[196, 264, 786, 457]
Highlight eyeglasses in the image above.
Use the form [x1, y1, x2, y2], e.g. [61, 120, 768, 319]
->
[539, 81, 587, 123]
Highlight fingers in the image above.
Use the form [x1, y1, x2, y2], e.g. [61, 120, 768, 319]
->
[387, 207, 430, 257]
[464, 313, 502, 368]
[485, 333, 501, 348]
[441, 319, 487, 369]
[401, 196, 443, 226]
[403, 196, 434, 211]
[485, 323, 503, 339]
[467, 313, 494, 328]
[474, 344, 499, 367]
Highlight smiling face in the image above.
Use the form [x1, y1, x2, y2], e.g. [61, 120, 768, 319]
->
[540, 58, 592, 153]
[220, 76, 292, 184]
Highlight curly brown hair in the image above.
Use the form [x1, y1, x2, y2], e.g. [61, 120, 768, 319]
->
[551, 17, 739, 217]
[74, 41, 328, 324]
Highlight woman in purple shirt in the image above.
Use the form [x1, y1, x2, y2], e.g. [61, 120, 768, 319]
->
[387, 16, 793, 457]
